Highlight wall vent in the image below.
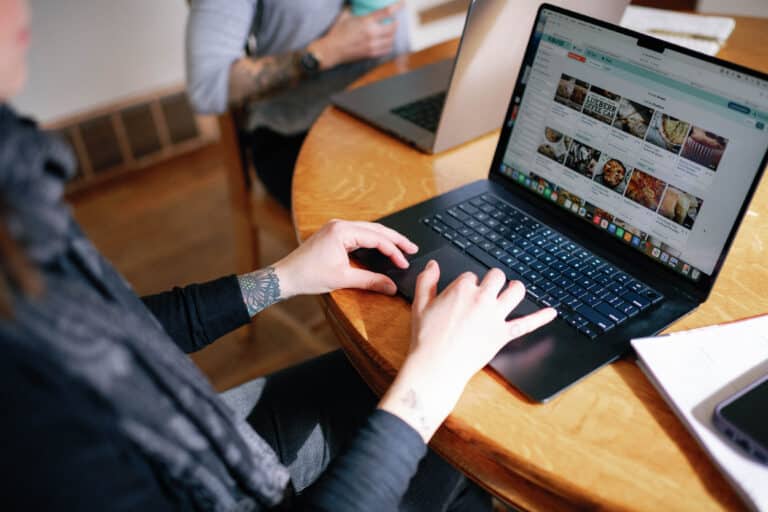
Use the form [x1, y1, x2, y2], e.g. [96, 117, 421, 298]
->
[48, 85, 218, 192]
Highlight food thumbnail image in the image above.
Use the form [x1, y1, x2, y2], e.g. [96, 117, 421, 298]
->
[624, 168, 667, 211]
[537, 127, 573, 164]
[582, 86, 620, 125]
[593, 155, 631, 195]
[680, 126, 728, 171]
[555, 74, 590, 111]
[658, 185, 703, 229]
[613, 98, 654, 140]
[565, 139, 601, 178]
[646, 112, 690, 154]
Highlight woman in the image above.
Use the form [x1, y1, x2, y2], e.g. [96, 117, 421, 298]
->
[0, 1, 556, 510]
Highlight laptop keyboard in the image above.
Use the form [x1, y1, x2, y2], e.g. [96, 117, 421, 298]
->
[422, 193, 664, 340]
[391, 92, 447, 133]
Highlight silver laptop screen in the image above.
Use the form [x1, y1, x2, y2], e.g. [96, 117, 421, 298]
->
[498, 7, 768, 282]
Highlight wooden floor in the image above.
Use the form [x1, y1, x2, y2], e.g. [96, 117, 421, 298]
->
[69, 143, 339, 391]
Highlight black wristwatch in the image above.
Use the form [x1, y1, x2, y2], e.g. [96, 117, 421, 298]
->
[299, 49, 321, 78]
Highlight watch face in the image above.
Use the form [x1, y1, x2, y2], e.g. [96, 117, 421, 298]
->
[301, 52, 319, 75]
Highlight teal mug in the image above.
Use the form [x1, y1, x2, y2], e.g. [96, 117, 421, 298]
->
[350, 0, 398, 19]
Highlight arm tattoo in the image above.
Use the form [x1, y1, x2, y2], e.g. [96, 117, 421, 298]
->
[237, 267, 282, 318]
[230, 51, 303, 105]
[401, 388, 432, 437]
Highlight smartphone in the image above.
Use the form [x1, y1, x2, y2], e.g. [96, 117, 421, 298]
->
[713, 374, 768, 465]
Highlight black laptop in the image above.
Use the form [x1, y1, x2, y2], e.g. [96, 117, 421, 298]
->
[355, 4, 768, 402]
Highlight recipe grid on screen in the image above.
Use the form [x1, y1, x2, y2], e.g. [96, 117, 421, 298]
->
[499, 8, 768, 282]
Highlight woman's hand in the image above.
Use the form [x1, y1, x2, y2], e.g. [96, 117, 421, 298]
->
[274, 219, 418, 299]
[309, 3, 403, 70]
[378, 261, 557, 441]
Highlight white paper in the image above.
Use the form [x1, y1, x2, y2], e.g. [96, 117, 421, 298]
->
[632, 316, 768, 512]
[621, 6, 736, 56]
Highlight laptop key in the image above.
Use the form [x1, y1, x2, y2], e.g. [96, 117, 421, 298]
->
[469, 234, 484, 244]
[480, 241, 495, 252]
[643, 289, 664, 304]
[621, 291, 651, 310]
[616, 301, 640, 317]
[441, 215, 464, 230]
[540, 296, 561, 309]
[452, 237, 471, 250]
[575, 304, 615, 332]
[527, 285, 546, 300]
[594, 302, 628, 325]
[539, 280, 556, 292]
[577, 323, 600, 340]
[431, 221, 447, 234]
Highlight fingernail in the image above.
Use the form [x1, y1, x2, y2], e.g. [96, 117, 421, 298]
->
[427, 259, 436, 268]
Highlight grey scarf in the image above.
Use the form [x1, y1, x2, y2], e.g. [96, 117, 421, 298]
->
[0, 105, 290, 510]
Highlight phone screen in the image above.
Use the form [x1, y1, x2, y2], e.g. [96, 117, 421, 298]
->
[720, 377, 768, 449]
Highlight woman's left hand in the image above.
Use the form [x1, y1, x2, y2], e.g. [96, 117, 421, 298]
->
[273, 219, 418, 298]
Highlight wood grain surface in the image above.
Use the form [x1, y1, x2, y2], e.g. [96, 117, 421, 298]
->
[293, 17, 768, 511]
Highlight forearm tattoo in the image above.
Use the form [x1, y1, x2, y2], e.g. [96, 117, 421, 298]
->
[231, 51, 303, 105]
[237, 267, 282, 318]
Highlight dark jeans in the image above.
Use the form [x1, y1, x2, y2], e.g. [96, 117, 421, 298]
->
[222, 350, 491, 511]
[248, 127, 307, 210]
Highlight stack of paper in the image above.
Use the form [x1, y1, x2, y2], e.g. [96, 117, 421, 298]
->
[632, 316, 768, 511]
[621, 6, 736, 56]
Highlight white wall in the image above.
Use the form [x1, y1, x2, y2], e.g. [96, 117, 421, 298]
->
[697, 0, 767, 17]
[11, 0, 188, 123]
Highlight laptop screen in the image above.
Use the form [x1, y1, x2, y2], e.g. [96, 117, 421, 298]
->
[496, 6, 768, 283]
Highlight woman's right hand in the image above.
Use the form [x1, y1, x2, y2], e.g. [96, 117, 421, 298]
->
[309, 3, 402, 70]
[378, 260, 557, 442]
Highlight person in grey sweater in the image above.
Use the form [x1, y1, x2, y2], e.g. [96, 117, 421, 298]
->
[186, 0, 410, 208]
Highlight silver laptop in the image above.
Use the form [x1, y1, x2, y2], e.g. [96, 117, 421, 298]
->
[331, 0, 629, 154]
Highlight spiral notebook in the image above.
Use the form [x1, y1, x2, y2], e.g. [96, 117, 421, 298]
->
[632, 315, 768, 511]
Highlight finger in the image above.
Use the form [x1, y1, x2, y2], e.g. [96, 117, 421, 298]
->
[413, 260, 439, 314]
[443, 271, 479, 296]
[498, 280, 525, 311]
[367, 21, 398, 38]
[351, 221, 419, 254]
[478, 268, 507, 299]
[506, 307, 558, 342]
[367, 1, 402, 22]
[338, 223, 411, 268]
[345, 268, 397, 295]
[367, 41, 396, 57]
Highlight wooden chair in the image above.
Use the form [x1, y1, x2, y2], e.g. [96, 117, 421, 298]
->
[218, 109, 297, 276]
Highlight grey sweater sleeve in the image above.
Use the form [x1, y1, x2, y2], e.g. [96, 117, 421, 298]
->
[185, 0, 256, 114]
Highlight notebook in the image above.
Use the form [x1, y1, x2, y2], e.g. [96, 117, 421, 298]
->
[621, 6, 736, 56]
[632, 315, 768, 511]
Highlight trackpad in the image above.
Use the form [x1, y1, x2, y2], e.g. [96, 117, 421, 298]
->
[386, 245, 489, 300]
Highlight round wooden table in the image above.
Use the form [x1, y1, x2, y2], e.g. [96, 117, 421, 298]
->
[292, 18, 768, 511]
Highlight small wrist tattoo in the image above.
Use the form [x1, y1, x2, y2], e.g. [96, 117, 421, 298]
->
[237, 267, 282, 318]
[402, 388, 432, 437]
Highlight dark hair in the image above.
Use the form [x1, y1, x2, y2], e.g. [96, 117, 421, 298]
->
[0, 204, 42, 316]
